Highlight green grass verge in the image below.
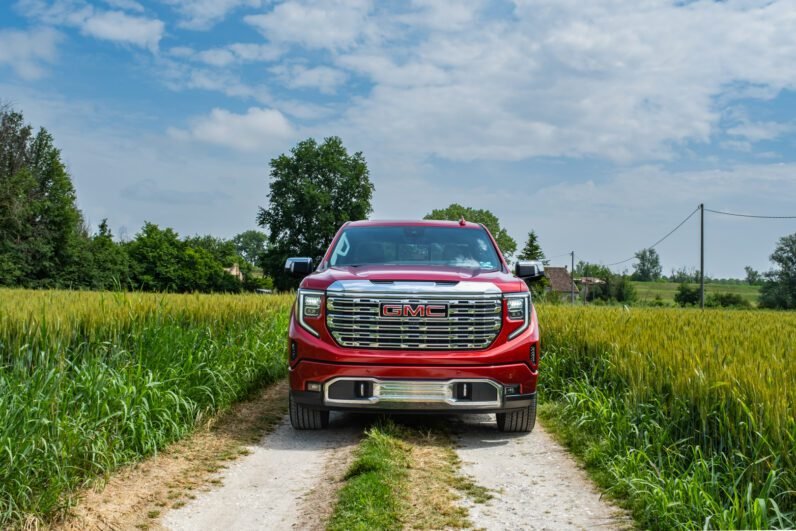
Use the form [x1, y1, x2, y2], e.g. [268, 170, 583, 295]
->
[538, 344, 794, 530]
[0, 290, 292, 526]
[328, 421, 410, 531]
[632, 281, 760, 305]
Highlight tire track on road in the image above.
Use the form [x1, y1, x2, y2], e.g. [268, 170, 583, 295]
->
[453, 414, 631, 531]
[163, 413, 362, 531]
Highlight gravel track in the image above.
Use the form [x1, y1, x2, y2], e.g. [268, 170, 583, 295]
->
[454, 414, 630, 531]
[162, 412, 628, 530]
[163, 413, 362, 531]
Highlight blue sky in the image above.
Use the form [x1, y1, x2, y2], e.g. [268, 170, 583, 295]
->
[1, 0, 795, 278]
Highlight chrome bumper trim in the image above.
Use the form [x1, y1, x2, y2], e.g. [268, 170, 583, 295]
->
[323, 377, 503, 409]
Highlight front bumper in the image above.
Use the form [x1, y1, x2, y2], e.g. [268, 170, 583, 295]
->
[290, 360, 537, 413]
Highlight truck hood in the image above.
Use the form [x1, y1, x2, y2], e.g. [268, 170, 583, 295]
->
[300, 265, 526, 293]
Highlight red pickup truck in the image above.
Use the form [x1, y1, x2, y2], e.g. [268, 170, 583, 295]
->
[284, 219, 544, 432]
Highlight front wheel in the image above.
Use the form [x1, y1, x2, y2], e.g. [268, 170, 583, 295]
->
[496, 395, 536, 433]
[289, 393, 330, 430]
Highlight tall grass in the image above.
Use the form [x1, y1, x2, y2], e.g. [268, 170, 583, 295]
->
[0, 289, 293, 526]
[537, 305, 796, 529]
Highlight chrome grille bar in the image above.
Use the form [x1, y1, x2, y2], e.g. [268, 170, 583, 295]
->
[326, 294, 502, 350]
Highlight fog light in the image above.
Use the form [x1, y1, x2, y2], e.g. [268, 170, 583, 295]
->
[530, 344, 537, 364]
[290, 341, 298, 361]
[455, 382, 473, 400]
[504, 384, 520, 396]
[354, 381, 373, 398]
[306, 382, 322, 392]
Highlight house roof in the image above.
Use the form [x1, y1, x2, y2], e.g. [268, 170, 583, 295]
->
[545, 266, 579, 293]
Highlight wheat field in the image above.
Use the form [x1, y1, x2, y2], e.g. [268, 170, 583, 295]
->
[0, 289, 293, 525]
[537, 305, 796, 529]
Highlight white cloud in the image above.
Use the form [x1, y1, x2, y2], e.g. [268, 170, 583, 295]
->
[173, 43, 283, 67]
[101, 0, 144, 12]
[161, 0, 262, 30]
[80, 10, 163, 50]
[168, 107, 295, 151]
[727, 121, 793, 142]
[399, 0, 485, 31]
[0, 27, 61, 79]
[272, 65, 347, 94]
[245, 0, 374, 50]
[320, 0, 796, 162]
[17, 0, 164, 50]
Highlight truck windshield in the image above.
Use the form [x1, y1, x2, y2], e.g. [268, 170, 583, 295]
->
[328, 226, 502, 270]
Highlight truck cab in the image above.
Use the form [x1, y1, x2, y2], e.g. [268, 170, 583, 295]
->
[285, 219, 544, 432]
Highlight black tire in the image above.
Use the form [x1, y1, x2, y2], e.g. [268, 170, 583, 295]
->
[289, 393, 330, 430]
[496, 395, 537, 433]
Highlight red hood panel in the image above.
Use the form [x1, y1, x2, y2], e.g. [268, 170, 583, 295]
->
[301, 265, 526, 292]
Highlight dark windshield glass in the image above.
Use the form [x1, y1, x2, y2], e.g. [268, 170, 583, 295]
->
[328, 226, 502, 270]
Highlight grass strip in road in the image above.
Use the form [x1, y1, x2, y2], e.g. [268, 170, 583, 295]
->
[328, 419, 490, 531]
[328, 421, 410, 531]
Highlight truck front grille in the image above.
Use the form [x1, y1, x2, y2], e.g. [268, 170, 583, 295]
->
[325, 295, 502, 350]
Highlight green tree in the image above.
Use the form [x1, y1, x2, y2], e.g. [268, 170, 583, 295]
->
[87, 220, 129, 290]
[759, 233, 796, 309]
[232, 230, 268, 266]
[424, 204, 517, 259]
[706, 292, 751, 309]
[0, 107, 87, 287]
[126, 222, 185, 292]
[744, 266, 762, 286]
[670, 266, 698, 283]
[674, 283, 700, 307]
[575, 260, 612, 279]
[610, 275, 638, 303]
[127, 223, 243, 293]
[184, 235, 238, 267]
[632, 248, 662, 281]
[518, 230, 545, 261]
[257, 137, 374, 290]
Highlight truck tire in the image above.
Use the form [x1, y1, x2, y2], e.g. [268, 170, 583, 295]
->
[496, 395, 536, 433]
[289, 393, 330, 430]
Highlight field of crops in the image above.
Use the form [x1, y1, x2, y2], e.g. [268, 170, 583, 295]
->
[0, 289, 293, 526]
[537, 305, 796, 529]
[632, 281, 761, 305]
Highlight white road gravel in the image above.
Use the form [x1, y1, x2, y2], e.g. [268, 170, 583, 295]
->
[162, 413, 362, 531]
[454, 414, 630, 531]
[163, 411, 628, 531]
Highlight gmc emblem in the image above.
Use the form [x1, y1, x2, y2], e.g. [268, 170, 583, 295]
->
[380, 303, 448, 318]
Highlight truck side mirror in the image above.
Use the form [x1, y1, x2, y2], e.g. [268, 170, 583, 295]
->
[515, 260, 545, 281]
[285, 257, 314, 277]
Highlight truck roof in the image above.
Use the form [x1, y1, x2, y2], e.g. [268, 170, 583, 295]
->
[345, 219, 484, 229]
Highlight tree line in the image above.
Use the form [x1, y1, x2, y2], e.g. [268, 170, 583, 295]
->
[2, 104, 795, 308]
[0, 106, 269, 292]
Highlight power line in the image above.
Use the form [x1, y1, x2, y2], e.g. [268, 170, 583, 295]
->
[605, 206, 701, 266]
[545, 252, 574, 260]
[705, 208, 796, 220]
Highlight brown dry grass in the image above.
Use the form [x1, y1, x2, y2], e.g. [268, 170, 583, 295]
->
[402, 426, 491, 530]
[294, 438, 359, 531]
[52, 381, 289, 531]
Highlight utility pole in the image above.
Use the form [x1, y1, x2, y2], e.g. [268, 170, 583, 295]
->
[570, 251, 575, 304]
[700, 203, 705, 309]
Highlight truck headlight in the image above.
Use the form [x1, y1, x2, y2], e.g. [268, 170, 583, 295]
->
[507, 297, 526, 320]
[297, 289, 324, 336]
[505, 292, 530, 339]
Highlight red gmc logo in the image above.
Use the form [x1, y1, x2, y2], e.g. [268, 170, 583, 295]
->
[380, 303, 448, 318]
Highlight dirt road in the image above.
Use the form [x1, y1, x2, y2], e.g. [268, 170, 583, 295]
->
[163, 413, 362, 531]
[161, 412, 627, 530]
[454, 414, 630, 530]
